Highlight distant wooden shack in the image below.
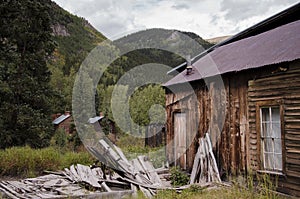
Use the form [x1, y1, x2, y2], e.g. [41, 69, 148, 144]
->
[145, 123, 165, 147]
[164, 3, 300, 196]
[52, 111, 72, 134]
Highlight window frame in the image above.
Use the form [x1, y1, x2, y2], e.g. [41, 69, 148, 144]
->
[256, 100, 285, 174]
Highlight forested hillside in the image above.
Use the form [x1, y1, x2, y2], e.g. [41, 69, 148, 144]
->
[0, 0, 212, 148]
[47, 0, 106, 112]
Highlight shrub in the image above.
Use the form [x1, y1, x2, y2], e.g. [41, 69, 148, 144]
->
[50, 128, 68, 149]
[170, 166, 189, 186]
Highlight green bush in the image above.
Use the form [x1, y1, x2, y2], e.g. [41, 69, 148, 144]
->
[50, 128, 68, 149]
[170, 166, 189, 186]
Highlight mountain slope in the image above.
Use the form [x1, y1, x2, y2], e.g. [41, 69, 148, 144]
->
[46, 1, 213, 112]
[103, 28, 213, 85]
[48, 1, 106, 75]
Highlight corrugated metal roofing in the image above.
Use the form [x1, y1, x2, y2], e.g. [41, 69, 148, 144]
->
[164, 20, 300, 86]
[52, 114, 71, 125]
[88, 116, 104, 124]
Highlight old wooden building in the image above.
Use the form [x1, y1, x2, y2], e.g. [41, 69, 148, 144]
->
[52, 111, 72, 134]
[164, 3, 300, 196]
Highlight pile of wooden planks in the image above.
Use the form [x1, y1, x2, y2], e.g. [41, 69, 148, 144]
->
[0, 164, 134, 199]
[0, 139, 169, 198]
[190, 133, 221, 184]
[87, 138, 165, 197]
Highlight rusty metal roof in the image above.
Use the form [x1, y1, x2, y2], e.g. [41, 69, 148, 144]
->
[164, 20, 300, 86]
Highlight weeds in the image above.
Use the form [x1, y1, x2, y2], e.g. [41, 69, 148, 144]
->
[153, 172, 286, 199]
[0, 146, 94, 178]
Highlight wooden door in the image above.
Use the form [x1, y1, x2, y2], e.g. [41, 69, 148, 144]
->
[174, 112, 187, 170]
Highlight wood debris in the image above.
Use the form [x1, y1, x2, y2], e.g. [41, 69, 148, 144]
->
[0, 136, 223, 198]
[190, 133, 222, 184]
[0, 139, 170, 198]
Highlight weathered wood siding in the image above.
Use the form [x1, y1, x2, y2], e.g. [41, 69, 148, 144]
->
[166, 88, 198, 171]
[248, 60, 300, 196]
[166, 60, 300, 196]
[166, 75, 250, 175]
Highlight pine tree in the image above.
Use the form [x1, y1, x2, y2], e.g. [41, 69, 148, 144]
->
[0, 0, 55, 148]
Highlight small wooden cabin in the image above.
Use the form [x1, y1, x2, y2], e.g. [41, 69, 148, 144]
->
[52, 111, 72, 134]
[164, 4, 300, 196]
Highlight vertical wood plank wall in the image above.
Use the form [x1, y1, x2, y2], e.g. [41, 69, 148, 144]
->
[166, 75, 250, 175]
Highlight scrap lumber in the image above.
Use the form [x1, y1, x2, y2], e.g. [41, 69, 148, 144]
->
[0, 139, 169, 198]
[75, 164, 101, 188]
[138, 156, 162, 186]
[88, 139, 170, 197]
[0, 164, 133, 198]
[190, 133, 222, 184]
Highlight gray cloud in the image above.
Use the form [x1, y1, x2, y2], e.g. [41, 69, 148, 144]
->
[220, 0, 298, 22]
[172, 3, 190, 10]
[53, 0, 299, 39]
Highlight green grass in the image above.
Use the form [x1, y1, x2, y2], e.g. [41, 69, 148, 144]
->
[152, 184, 289, 199]
[0, 146, 94, 178]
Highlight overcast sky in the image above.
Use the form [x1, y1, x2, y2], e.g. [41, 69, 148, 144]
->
[53, 0, 299, 40]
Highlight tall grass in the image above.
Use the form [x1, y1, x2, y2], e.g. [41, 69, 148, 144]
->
[153, 183, 288, 199]
[0, 146, 94, 178]
[151, 173, 287, 199]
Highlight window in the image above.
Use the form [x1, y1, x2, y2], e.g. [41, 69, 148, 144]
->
[260, 106, 282, 172]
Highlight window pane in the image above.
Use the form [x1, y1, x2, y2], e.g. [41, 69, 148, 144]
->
[264, 138, 273, 152]
[261, 108, 270, 122]
[264, 153, 273, 170]
[274, 154, 282, 171]
[261, 122, 267, 137]
[261, 122, 271, 137]
[272, 122, 280, 138]
[274, 139, 282, 154]
[271, 107, 280, 122]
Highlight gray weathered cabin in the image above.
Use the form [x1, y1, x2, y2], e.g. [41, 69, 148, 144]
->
[164, 3, 300, 196]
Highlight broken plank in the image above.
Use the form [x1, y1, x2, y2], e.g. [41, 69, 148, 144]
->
[69, 164, 81, 182]
[101, 182, 112, 192]
[139, 186, 153, 198]
[190, 139, 201, 184]
[206, 133, 221, 183]
[131, 184, 138, 198]
[138, 156, 162, 185]
[76, 164, 101, 188]
[0, 182, 28, 199]
[118, 176, 161, 190]
[0, 185, 20, 199]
